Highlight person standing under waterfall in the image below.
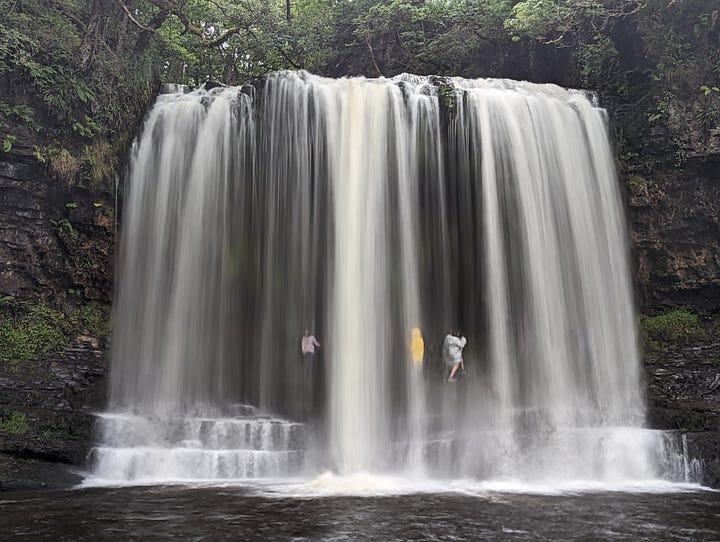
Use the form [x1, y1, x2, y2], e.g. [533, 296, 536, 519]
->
[301, 329, 321, 379]
[443, 330, 466, 382]
[411, 327, 424, 365]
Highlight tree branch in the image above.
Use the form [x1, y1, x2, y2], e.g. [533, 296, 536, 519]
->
[171, 10, 246, 48]
[116, 0, 154, 32]
[134, 6, 170, 52]
[365, 35, 382, 77]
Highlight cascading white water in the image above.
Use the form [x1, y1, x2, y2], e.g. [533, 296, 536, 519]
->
[90, 71, 699, 487]
[451, 82, 649, 481]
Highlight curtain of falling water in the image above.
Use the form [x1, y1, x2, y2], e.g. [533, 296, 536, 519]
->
[105, 72, 666, 482]
[448, 82, 646, 480]
[111, 91, 246, 412]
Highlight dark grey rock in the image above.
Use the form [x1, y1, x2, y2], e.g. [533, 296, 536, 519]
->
[0, 143, 115, 302]
[682, 431, 720, 489]
[645, 341, 720, 487]
[0, 454, 83, 491]
[0, 340, 107, 467]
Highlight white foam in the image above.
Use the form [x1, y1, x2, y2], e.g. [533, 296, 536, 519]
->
[78, 472, 713, 497]
[445, 478, 712, 496]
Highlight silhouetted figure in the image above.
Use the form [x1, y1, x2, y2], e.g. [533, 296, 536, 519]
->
[443, 330, 466, 382]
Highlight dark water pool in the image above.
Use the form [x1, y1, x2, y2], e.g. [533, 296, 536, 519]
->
[1, 486, 719, 541]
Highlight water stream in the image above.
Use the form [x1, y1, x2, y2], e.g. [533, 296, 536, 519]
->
[90, 71, 701, 488]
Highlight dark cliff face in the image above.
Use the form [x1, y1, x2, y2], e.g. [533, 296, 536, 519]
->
[0, 127, 113, 488]
[597, 5, 720, 316]
[0, 338, 107, 463]
[628, 159, 720, 314]
[645, 339, 720, 488]
[0, 124, 115, 303]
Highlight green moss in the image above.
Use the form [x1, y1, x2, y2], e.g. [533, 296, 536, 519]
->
[39, 428, 62, 440]
[73, 302, 111, 339]
[640, 309, 703, 349]
[0, 301, 68, 364]
[0, 298, 111, 365]
[431, 76, 458, 117]
[0, 411, 30, 435]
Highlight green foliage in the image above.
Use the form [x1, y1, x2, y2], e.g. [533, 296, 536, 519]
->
[0, 0, 160, 190]
[626, 174, 645, 187]
[0, 0, 715, 187]
[647, 92, 673, 123]
[0, 7, 93, 124]
[147, 0, 294, 85]
[505, 0, 574, 41]
[50, 218, 79, 248]
[0, 102, 38, 131]
[72, 116, 102, 139]
[289, 0, 334, 72]
[578, 34, 618, 87]
[74, 302, 111, 340]
[696, 107, 720, 131]
[0, 411, 30, 436]
[434, 76, 458, 115]
[330, 0, 515, 76]
[2, 134, 15, 152]
[49, 148, 80, 184]
[351, 0, 429, 75]
[505, 1, 642, 45]
[641, 310, 703, 349]
[81, 140, 116, 189]
[0, 299, 111, 365]
[32, 145, 47, 163]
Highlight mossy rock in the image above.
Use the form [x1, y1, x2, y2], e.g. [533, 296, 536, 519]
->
[0, 297, 110, 365]
[430, 76, 458, 118]
[640, 309, 705, 350]
[0, 411, 30, 435]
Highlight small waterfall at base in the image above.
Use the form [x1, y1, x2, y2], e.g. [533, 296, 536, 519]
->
[89, 71, 701, 488]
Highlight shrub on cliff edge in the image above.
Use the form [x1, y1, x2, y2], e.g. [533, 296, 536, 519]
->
[641, 309, 704, 349]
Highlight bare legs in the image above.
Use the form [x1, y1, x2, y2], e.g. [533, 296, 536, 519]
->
[448, 358, 464, 380]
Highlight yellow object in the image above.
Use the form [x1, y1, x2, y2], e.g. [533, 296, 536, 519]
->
[411, 327, 424, 364]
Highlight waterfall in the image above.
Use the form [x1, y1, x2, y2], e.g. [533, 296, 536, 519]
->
[90, 71, 698, 486]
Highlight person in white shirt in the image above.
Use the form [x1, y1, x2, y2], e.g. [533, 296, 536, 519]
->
[301, 329, 321, 379]
[443, 330, 466, 382]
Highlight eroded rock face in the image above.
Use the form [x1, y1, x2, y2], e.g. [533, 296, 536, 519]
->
[646, 342, 720, 432]
[645, 342, 720, 487]
[0, 133, 115, 303]
[0, 338, 107, 466]
[628, 159, 720, 314]
[683, 431, 720, 489]
[0, 139, 113, 488]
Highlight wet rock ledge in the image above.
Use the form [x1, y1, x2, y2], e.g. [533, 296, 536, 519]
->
[645, 338, 720, 488]
[0, 338, 107, 490]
